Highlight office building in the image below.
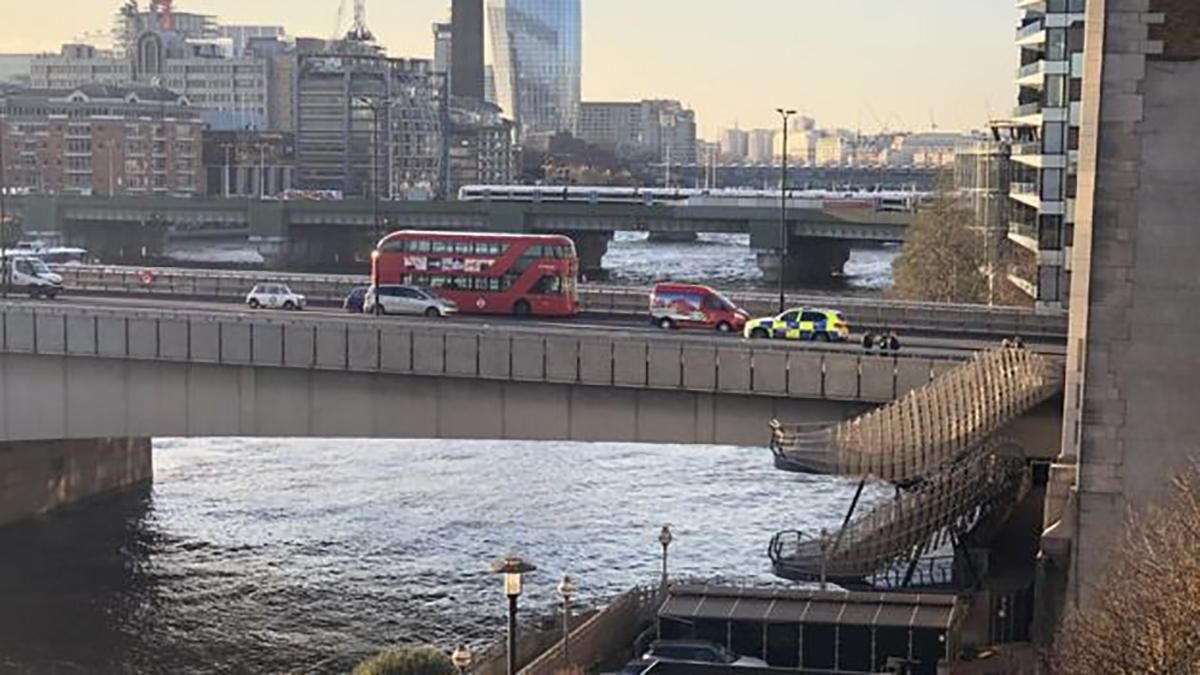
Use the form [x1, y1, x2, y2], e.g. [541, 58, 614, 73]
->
[451, 0, 485, 100]
[295, 53, 441, 198]
[487, 0, 582, 142]
[445, 99, 516, 197]
[718, 127, 748, 162]
[746, 129, 775, 165]
[432, 22, 453, 79]
[0, 84, 204, 196]
[0, 56, 33, 87]
[33, 4, 273, 131]
[1007, 0, 1087, 310]
[577, 99, 696, 164]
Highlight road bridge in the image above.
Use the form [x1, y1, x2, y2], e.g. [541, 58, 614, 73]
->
[0, 298, 1062, 525]
[54, 264, 1070, 341]
[15, 194, 910, 280]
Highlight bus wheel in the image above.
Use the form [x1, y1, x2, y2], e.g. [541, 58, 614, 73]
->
[658, 317, 675, 330]
[715, 321, 733, 333]
[513, 300, 531, 317]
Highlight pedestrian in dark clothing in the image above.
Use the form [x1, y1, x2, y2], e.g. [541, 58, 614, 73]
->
[886, 332, 901, 352]
[862, 332, 876, 351]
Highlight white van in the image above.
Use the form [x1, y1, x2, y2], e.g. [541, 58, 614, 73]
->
[1, 255, 63, 298]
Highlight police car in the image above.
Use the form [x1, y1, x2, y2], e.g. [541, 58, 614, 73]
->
[743, 308, 851, 342]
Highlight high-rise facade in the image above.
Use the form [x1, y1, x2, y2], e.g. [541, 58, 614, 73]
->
[486, 0, 582, 142]
[577, 100, 696, 164]
[1007, 0, 1087, 310]
[295, 54, 442, 198]
[718, 127, 748, 162]
[451, 0, 485, 100]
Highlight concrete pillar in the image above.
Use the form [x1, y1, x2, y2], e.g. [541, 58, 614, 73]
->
[1046, 0, 1200, 617]
[566, 230, 612, 281]
[756, 237, 851, 285]
[0, 437, 152, 528]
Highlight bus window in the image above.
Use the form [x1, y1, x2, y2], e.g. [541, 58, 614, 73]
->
[532, 275, 563, 295]
[431, 240, 451, 253]
[454, 242, 472, 254]
[413, 240, 431, 253]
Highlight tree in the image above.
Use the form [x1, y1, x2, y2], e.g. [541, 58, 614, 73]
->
[890, 188, 988, 304]
[1050, 468, 1200, 674]
[352, 646, 457, 675]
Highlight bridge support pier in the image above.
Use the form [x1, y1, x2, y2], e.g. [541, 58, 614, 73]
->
[564, 230, 612, 281]
[0, 437, 152, 528]
[756, 237, 852, 285]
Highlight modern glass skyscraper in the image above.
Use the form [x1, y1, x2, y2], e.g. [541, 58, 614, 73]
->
[486, 0, 581, 141]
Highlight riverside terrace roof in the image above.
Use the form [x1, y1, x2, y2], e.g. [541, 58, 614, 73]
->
[659, 584, 960, 631]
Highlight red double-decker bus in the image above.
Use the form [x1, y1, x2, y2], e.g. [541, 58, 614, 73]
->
[371, 230, 579, 317]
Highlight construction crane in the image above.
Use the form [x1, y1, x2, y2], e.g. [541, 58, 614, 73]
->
[346, 0, 373, 42]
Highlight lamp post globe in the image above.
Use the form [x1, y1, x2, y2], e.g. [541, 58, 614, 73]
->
[451, 644, 473, 673]
[490, 554, 537, 675]
[658, 525, 673, 588]
[556, 574, 577, 667]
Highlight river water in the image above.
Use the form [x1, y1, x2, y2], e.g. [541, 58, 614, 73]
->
[0, 439, 886, 674]
[164, 234, 899, 294]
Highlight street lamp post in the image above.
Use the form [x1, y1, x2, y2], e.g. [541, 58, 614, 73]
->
[490, 554, 537, 675]
[0, 111, 7, 299]
[451, 644, 473, 674]
[776, 108, 797, 313]
[354, 96, 385, 244]
[658, 525, 673, 588]
[556, 574, 577, 668]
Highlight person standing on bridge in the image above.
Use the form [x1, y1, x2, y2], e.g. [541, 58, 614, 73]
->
[886, 332, 901, 352]
[862, 331, 877, 351]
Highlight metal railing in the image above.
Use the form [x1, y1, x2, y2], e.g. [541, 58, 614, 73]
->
[1015, 19, 1045, 41]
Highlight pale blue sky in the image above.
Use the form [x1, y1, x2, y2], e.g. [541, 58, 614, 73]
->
[0, 0, 1020, 135]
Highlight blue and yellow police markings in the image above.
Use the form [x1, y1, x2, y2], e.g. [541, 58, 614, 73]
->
[743, 308, 851, 342]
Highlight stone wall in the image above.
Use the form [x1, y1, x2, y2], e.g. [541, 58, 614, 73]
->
[1149, 0, 1200, 60]
[1056, 0, 1200, 611]
[0, 437, 152, 527]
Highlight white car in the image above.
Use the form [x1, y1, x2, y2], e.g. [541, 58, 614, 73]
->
[364, 285, 457, 318]
[246, 283, 306, 311]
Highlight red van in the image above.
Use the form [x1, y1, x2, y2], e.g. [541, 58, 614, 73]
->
[649, 283, 749, 333]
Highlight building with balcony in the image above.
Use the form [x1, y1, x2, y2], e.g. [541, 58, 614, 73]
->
[0, 84, 204, 197]
[487, 0, 581, 143]
[1007, 0, 1087, 310]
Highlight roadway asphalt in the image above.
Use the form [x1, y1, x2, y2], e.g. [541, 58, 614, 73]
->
[15, 293, 1068, 360]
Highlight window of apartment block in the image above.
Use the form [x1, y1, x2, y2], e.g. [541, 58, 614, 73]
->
[1048, 29, 1068, 61]
[1043, 122, 1066, 154]
[1039, 215, 1064, 251]
[1041, 168, 1063, 201]
[1045, 76, 1068, 108]
[1038, 266, 1062, 302]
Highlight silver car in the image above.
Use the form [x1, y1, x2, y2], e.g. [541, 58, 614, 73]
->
[365, 285, 457, 318]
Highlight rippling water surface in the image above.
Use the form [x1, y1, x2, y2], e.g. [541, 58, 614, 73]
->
[603, 233, 897, 292]
[0, 439, 885, 673]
